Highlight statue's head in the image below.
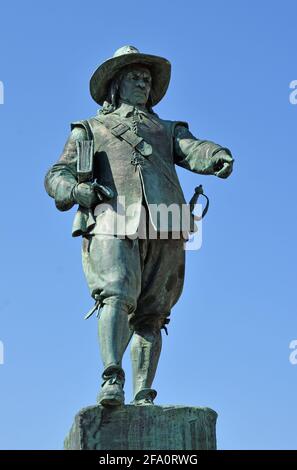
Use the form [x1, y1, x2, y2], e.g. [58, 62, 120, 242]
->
[118, 65, 152, 107]
[105, 64, 153, 113]
[90, 46, 171, 113]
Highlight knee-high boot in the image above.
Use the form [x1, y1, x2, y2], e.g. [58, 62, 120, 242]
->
[130, 325, 162, 405]
[97, 304, 132, 406]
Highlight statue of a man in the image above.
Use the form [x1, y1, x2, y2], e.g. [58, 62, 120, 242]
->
[45, 46, 233, 407]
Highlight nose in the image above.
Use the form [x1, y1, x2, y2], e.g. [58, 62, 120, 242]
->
[137, 79, 146, 89]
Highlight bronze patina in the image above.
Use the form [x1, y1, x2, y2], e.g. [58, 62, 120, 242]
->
[45, 45, 234, 406]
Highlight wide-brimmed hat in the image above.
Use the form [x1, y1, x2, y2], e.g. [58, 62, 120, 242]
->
[90, 45, 171, 106]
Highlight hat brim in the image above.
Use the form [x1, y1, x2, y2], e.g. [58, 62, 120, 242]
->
[90, 53, 171, 106]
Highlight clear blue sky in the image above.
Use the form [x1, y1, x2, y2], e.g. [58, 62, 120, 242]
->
[0, 0, 296, 450]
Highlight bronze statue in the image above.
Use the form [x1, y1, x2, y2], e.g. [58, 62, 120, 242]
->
[45, 46, 233, 407]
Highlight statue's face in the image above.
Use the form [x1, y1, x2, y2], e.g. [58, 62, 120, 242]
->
[119, 66, 152, 106]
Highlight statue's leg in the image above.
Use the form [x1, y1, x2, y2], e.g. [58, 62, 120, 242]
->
[97, 303, 133, 406]
[130, 236, 186, 405]
[98, 303, 132, 371]
[81, 234, 141, 406]
[130, 321, 162, 405]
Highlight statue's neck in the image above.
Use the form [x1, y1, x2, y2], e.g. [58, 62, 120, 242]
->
[119, 100, 147, 112]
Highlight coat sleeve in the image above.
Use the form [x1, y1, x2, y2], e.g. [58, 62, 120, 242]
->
[173, 122, 232, 175]
[44, 126, 87, 211]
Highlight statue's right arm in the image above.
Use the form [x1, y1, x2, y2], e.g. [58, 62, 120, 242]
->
[44, 127, 87, 211]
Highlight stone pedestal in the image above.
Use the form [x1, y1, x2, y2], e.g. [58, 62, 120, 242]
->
[64, 405, 217, 450]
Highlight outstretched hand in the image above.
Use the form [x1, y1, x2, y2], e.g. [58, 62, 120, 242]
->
[211, 151, 234, 179]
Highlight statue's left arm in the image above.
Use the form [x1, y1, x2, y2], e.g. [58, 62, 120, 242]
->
[44, 127, 100, 211]
[44, 128, 84, 211]
[173, 123, 234, 179]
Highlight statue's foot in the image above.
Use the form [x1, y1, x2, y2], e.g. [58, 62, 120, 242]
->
[97, 365, 125, 407]
[131, 388, 157, 406]
[98, 382, 124, 406]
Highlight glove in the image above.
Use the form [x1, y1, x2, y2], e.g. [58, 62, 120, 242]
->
[208, 150, 234, 179]
[72, 181, 114, 208]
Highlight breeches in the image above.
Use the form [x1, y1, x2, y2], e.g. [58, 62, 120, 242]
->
[81, 234, 185, 330]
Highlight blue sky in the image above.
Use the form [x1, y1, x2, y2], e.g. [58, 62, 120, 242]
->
[0, 0, 297, 450]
